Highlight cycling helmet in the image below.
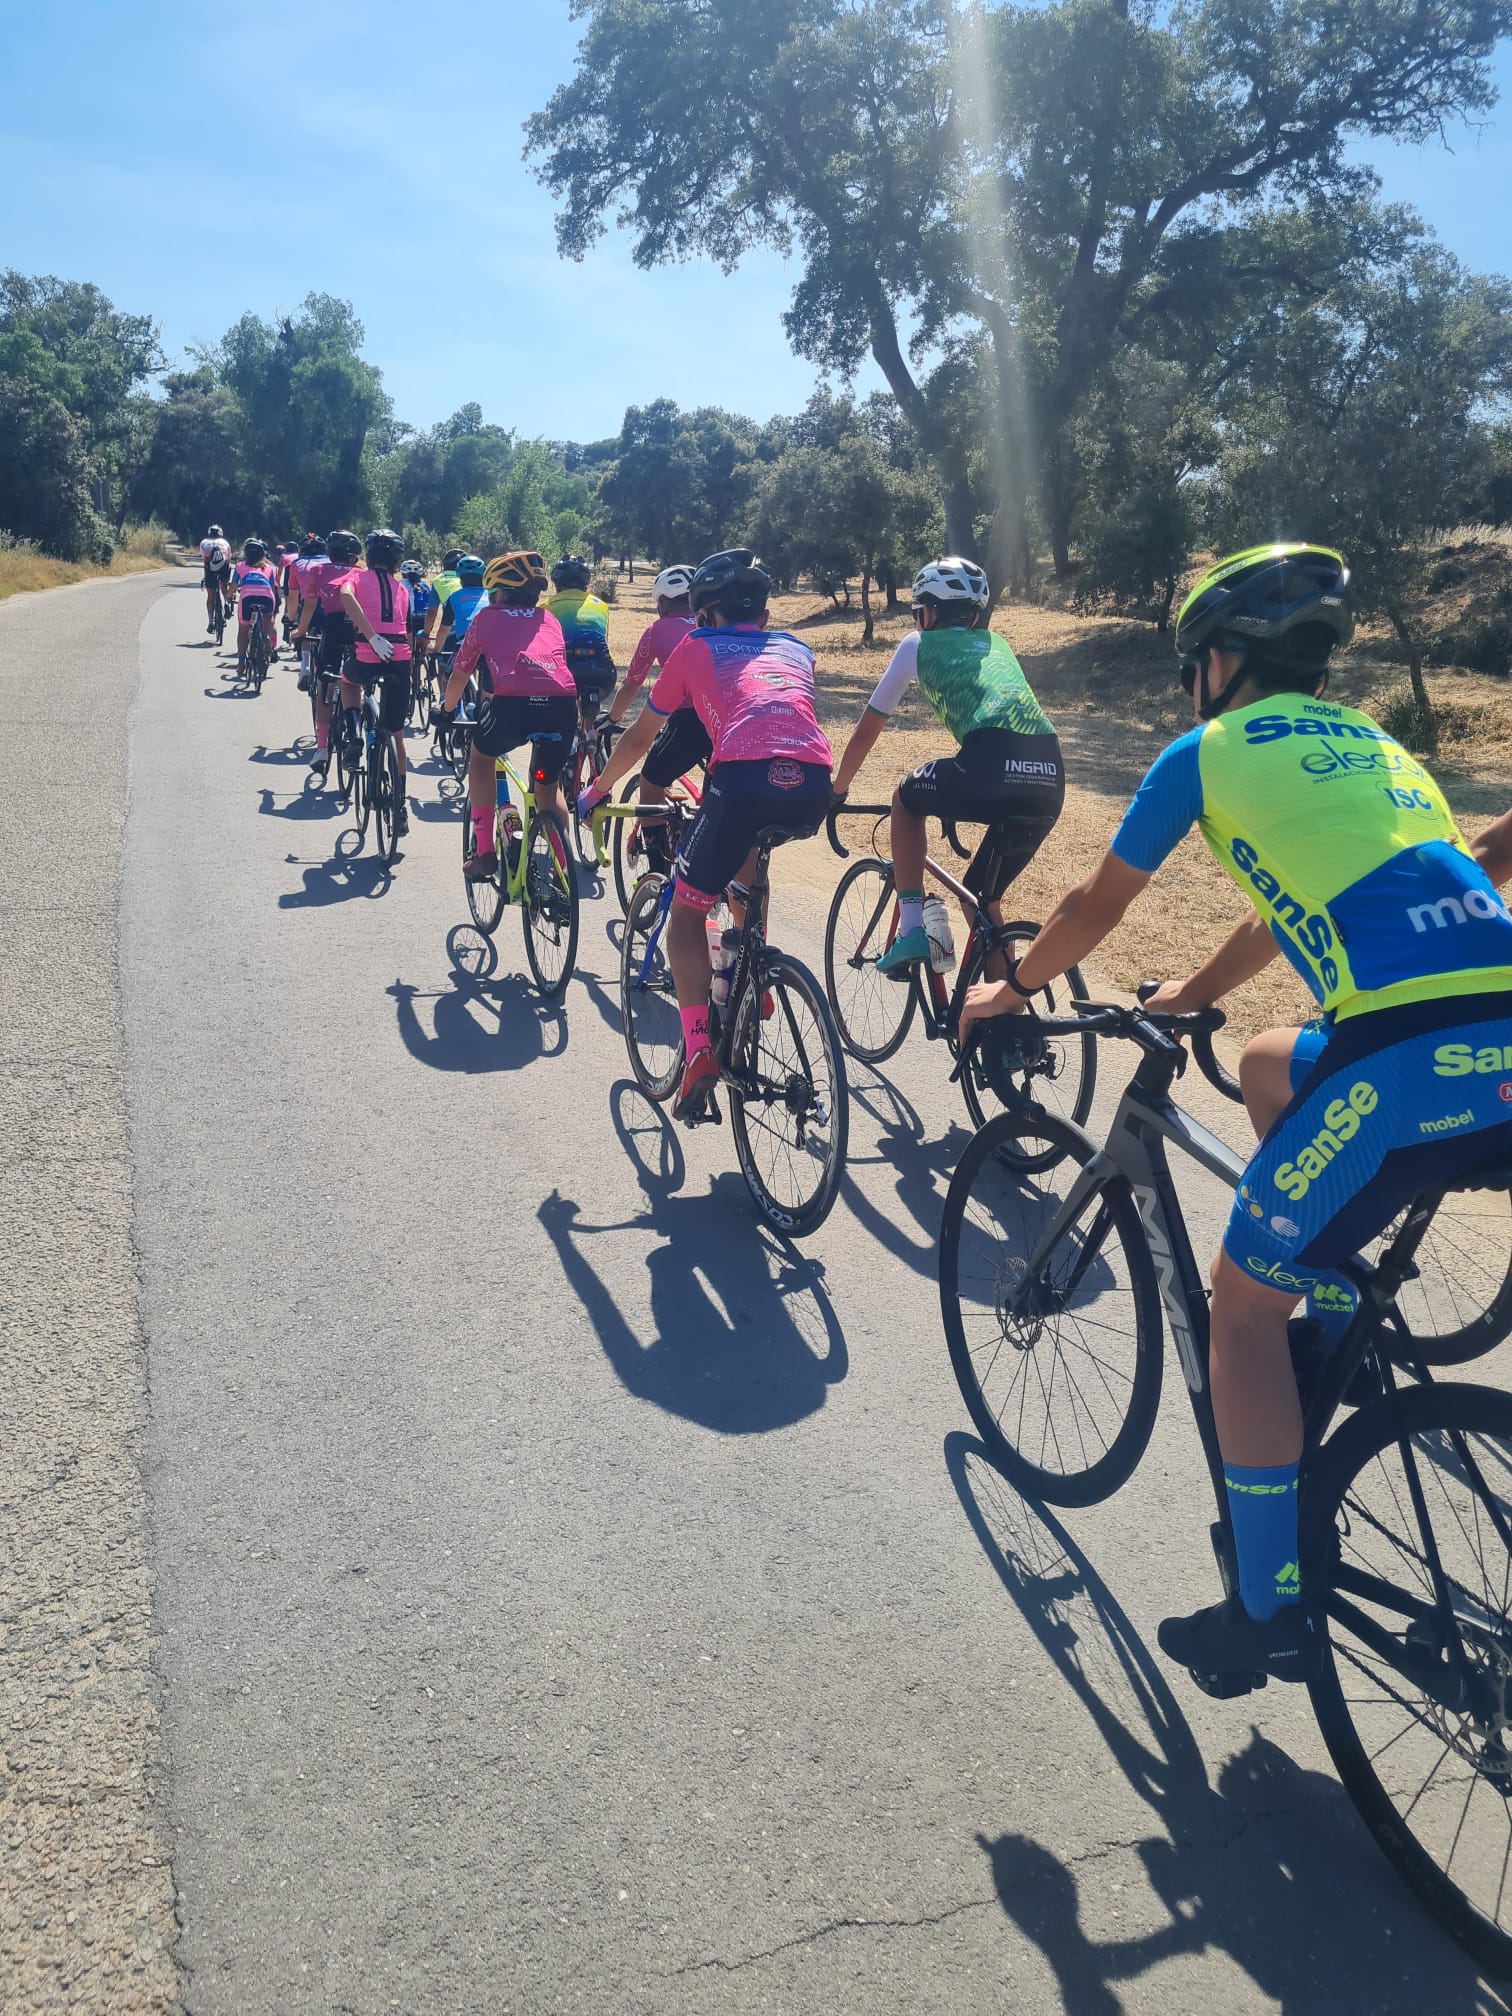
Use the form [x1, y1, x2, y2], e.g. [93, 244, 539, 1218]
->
[243, 538, 266, 563]
[400, 558, 424, 581]
[690, 548, 771, 619]
[911, 556, 989, 611]
[484, 550, 549, 596]
[442, 548, 463, 571]
[301, 531, 327, 556]
[207, 524, 224, 540]
[653, 564, 695, 601]
[457, 554, 486, 582]
[1176, 543, 1354, 717]
[327, 529, 362, 564]
[364, 527, 404, 571]
[550, 554, 593, 590]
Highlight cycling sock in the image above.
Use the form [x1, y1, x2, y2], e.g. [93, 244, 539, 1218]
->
[680, 1005, 709, 1055]
[898, 890, 924, 937]
[472, 807, 493, 856]
[1225, 1460, 1301, 1620]
[1306, 1270, 1358, 1345]
[316, 722, 329, 751]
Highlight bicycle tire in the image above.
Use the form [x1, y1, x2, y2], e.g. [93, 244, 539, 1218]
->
[463, 796, 505, 937]
[938, 1108, 1164, 1506]
[522, 810, 579, 998]
[1380, 1182, 1512, 1367]
[373, 738, 399, 866]
[823, 856, 917, 1065]
[567, 737, 601, 869]
[620, 874, 682, 1101]
[727, 949, 849, 1238]
[1303, 1380, 1512, 1975]
[958, 926, 1096, 1169]
[333, 704, 353, 801]
[352, 732, 371, 845]
[611, 773, 661, 915]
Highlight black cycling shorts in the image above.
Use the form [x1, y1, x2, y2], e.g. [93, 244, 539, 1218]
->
[348, 662, 411, 735]
[897, 727, 1064, 901]
[317, 612, 354, 678]
[674, 757, 831, 911]
[203, 565, 230, 593]
[239, 595, 275, 625]
[473, 692, 577, 782]
[642, 706, 712, 790]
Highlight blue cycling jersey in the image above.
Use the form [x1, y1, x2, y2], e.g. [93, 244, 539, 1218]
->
[443, 585, 487, 643]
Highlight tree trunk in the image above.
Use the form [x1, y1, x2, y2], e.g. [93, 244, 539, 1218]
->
[1386, 601, 1438, 754]
[881, 564, 902, 613]
[860, 560, 874, 646]
[866, 300, 981, 563]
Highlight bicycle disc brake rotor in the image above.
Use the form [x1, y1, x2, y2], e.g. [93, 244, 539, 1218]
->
[1420, 1623, 1512, 1788]
[994, 1255, 1050, 1350]
[978, 1023, 1057, 1104]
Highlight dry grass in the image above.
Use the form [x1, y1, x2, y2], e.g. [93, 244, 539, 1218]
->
[601, 571, 1512, 1045]
[0, 523, 176, 602]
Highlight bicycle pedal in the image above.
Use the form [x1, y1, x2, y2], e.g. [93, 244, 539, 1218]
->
[1188, 1666, 1267, 1700]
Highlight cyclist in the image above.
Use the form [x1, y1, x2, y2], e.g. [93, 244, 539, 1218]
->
[430, 554, 488, 664]
[434, 551, 577, 881]
[291, 529, 361, 779]
[337, 528, 413, 837]
[232, 539, 279, 676]
[291, 533, 329, 692]
[830, 556, 1063, 979]
[605, 563, 699, 873]
[547, 554, 617, 730]
[423, 548, 465, 657]
[582, 550, 832, 1123]
[275, 541, 301, 639]
[959, 544, 1512, 1687]
[401, 558, 435, 661]
[199, 524, 232, 632]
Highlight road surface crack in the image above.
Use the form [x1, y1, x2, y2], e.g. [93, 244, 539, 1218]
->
[662, 1894, 998, 1976]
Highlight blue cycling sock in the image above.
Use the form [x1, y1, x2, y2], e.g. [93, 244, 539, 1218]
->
[1307, 1270, 1358, 1346]
[1225, 1460, 1301, 1620]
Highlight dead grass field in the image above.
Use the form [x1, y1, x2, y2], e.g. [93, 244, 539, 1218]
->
[599, 564, 1511, 1045]
[0, 524, 177, 602]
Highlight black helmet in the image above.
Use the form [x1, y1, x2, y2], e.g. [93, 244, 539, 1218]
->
[550, 554, 592, 590]
[690, 548, 771, 620]
[327, 529, 362, 565]
[301, 531, 326, 556]
[207, 524, 224, 539]
[1176, 543, 1354, 717]
[442, 548, 463, 571]
[457, 554, 485, 582]
[365, 527, 404, 571]
[243, 537, 266, 563]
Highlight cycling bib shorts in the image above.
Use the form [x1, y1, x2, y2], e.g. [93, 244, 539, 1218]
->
[897, 726, 1064, 900]
[673, 758, 831, 912]
[642, 706, 712, 790]
[473, 692, 576, 783]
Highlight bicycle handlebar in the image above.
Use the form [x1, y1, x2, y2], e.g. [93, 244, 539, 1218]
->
[826, 800, 973, 863]
[1134, 980, 1245, 1103]
[951, 991, 1236, 1092]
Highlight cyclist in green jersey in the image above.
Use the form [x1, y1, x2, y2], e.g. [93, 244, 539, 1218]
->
[423, 549, 464, 658]
[831, 557, 1064, 978]
[960, 544, 1512, 1689]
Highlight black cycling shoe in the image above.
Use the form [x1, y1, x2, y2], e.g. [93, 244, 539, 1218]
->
[395, 800, 410, 839]
[1158, 1594, 1321, 1688]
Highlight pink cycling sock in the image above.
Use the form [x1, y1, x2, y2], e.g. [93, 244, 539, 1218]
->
[680, 1005, 710, 1055]
[472, 807, 494, 856]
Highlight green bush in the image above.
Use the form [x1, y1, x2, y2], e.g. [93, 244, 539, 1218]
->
[590, 568, 618, 603]
[1377, 684, 1438, 752]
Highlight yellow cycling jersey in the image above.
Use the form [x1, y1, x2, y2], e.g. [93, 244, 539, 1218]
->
[1111, 692, 1512, 1019]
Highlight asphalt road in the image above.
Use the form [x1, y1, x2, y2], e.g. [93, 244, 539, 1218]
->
[13, 569, 1510, 2014]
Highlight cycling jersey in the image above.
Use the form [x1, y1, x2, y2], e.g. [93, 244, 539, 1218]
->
[200, 537, 231, 573]
[438, 585, 486, 645]
[867, 628, 1054, 742]
[349, 570, 411, 665]
[547, 588, 614, 675]
[311, 562, 359, 615]
[647, 627, 831, 769]
[1111, 693, 1512, 1021]
[429, 570, 461, 616]
[407, 581, 436, 626]
[233, 563, 277, 612]
[452, 606, 575, 699]
[623, 613, 695, 698]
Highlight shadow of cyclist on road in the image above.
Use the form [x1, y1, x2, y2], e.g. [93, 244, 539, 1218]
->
[837, 1058, 974, 1282]
[387, 924, 567, 1074]
[277, 833, 391, 907]
[535, 1082, 847, 1435]
[948, 1436, 1505, 2015]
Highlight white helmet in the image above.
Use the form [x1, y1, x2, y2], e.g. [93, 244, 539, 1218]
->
[653, 563, 695, 600]
[912, 556, 989, 610]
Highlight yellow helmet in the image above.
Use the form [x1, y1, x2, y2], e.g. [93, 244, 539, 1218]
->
[484, 550, 549, 596]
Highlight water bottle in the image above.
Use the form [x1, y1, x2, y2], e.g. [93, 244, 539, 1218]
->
[706, 902, 734, 1008]
[923, 893, 956, 972]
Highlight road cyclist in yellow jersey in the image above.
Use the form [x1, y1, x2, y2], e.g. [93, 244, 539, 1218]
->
[959, 543, 1512, 1688]
[830, 557, 1064, 981]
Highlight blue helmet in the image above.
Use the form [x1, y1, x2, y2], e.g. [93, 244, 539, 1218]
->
[457, 554, 485, 583]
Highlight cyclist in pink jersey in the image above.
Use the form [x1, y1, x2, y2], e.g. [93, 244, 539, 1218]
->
[435, 550, 577, 880]
[606, 563, 699, 874]
[232, 539, 279, 676]
[290, 533, 328, 693]
[291, 530, 360, 779]
[337, 528, 413, 836]
[586, 549, 832, 1120]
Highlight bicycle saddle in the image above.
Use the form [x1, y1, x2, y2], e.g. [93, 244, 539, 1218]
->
[755, 821, 823, 850]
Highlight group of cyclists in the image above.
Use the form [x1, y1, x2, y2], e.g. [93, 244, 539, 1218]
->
[197, 519, 1512, 1698]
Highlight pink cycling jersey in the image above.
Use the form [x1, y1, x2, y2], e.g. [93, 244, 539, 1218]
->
[311, 563, 359, 616]
[348, 569, 411, 664]
[233, 562, 277, 613]
[622, 612, 695, 698]
[453, 606, 575, 698]
[648, 626, 832, 768]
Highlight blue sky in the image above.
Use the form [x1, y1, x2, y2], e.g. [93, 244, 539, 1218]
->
[4, 2, 1510, 442]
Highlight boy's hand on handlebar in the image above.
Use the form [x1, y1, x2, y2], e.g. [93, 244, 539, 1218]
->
[959, 979, 1029, 1042]
[1142, 977, 1208, 1015]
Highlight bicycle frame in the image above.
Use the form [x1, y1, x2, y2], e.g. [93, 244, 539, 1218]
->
[843, 839, 1026, 1042]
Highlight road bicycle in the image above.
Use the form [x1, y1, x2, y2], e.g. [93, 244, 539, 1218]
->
[241, 610, 271, 695]
[433, 663, 473, 782]
[618, 820, 848, 1235]
[562, 704, 622, 868]
[938, 994, 1512, 1970]
[460, 747, 579, 998]
[823, 802, 1094, 1150]
[210, 582, 228, 648]
[339, 681, 403, 868]
[587, 774, 703, 914]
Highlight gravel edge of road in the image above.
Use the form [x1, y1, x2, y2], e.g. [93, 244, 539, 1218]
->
[0, 573, 187, 2014]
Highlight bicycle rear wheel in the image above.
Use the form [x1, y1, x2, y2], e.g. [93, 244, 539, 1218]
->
[823, 856, 916, 1065]
[1378, 1183, 1512, 1366]
[373, 738, 399, 866]
[522, 811, 579, 998]
[938, 1108, 1164, 1506]
[727, 950, 848, 1237]
[620, 875, 682, 1100]
[463, 800, 505, 936]
[1304, 1380, 1512, 1974]
[958, 925, 1096, 1161]
[566, 736, 600, 868]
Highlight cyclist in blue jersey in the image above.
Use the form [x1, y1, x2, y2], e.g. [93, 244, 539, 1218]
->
[401, 559, 435, 650]
[431, 555, 488, 664]
[960, 544, 1512, 1688]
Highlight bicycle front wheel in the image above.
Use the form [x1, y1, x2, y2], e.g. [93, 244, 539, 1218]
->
[567, 737, 601, 868]
[620, 874, 682, 1100]
[727, 950, 849, 1237]
[938, 1108, 1163, 1505]
[611, 775, 656, 914]
[522, 811, 579, 998]
[463, 799, 505, 937]
[824, 857, 917, 1065]
[1304, 1380, 1512, 1975]
[958, 925, 1096, 1161]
